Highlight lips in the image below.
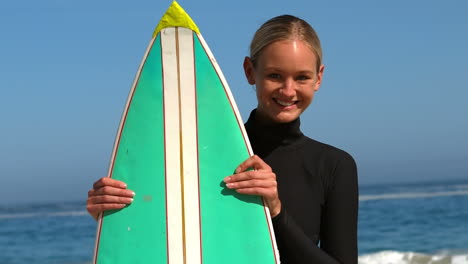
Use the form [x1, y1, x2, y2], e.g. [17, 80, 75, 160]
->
[274, 98, 298, 107]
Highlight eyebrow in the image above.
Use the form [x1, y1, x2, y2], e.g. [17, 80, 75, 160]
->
[263, 67, 315, 75]
[297, 71, 316, 75]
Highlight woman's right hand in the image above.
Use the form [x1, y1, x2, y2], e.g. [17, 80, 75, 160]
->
[87, 177, 135, 221]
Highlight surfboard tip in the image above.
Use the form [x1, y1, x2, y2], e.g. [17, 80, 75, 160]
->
[153, 1, 200, 37]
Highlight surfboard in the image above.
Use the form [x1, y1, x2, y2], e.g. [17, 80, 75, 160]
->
[92, 2, 279, 263]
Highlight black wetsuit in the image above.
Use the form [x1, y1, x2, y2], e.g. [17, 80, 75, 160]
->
[245, 110, 358, 264]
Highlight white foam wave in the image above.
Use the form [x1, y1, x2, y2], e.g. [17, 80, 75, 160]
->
[359, 251, 468, 264]
[359, 190, 468, 201]
[0, 210, 88, 219]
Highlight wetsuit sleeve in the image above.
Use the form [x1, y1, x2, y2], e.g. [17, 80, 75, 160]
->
[272, 153, 358, 264]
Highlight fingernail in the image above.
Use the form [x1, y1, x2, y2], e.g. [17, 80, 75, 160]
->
[226, 183, 233, 188]
[235, 167, 240, 173]
[224, 176, 230, 183]
[131, 192, 136, 197]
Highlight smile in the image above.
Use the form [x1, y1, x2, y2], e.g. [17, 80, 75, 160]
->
[274, 98, 298, 107]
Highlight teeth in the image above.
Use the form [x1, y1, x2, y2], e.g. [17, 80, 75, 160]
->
[276, 99, 295, 106]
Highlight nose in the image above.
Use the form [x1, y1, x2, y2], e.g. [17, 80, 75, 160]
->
[280, 78, 296, 97]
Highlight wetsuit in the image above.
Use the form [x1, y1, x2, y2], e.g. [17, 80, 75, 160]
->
[245, 110, 358, 264]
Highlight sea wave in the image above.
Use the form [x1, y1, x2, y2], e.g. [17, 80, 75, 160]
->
[454, 184, 468, 190]
[0, 210, 88, 219]
[18, 251, 466, 264]
[359, 251, 468, 264]
[359, 190, 468, 201]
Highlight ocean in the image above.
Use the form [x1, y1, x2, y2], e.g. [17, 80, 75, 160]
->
[1, 179, 467, 264]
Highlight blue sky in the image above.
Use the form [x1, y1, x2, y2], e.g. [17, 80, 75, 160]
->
[1, 0, 467, 203]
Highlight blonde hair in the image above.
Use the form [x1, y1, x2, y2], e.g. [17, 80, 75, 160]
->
[249, 15, 322, 72]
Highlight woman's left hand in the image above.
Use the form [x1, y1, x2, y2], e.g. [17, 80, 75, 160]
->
[224, 155, 281, 217]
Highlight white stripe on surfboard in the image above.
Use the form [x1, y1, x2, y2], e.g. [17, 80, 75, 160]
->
[161, 27, 185, 264]
[195, 33, 281, 263]
[92, 36, 157, 264]
[162, 27, 202, 264]
[177, 27, 202, 264]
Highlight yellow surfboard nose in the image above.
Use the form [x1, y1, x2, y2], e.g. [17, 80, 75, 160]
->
[153, 1, 200, 37]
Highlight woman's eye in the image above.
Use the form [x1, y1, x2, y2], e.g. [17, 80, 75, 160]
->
[268, 73, 281, 79]
[296, 75, 310, 81]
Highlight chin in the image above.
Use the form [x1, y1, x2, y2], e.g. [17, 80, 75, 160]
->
[256, 106, 302, 123]
[270, 112, 301, 123]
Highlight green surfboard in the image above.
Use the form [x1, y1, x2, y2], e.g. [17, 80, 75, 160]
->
[93, 2, 279, 263]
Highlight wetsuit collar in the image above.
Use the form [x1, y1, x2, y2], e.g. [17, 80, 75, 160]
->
[245, 109, 303, 158]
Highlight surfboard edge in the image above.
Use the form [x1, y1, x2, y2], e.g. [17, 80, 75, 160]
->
[194, 31, 281, 263]
[92, 35, 159, 264]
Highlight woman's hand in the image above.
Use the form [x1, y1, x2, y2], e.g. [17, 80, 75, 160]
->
[224, 155, 281, 217]
[87, 177, 135, 221]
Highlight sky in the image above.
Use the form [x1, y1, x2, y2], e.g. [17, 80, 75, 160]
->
[1, 0, 467, 204]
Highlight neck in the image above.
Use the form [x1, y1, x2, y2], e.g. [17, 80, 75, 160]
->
[245, 109, 303, 158]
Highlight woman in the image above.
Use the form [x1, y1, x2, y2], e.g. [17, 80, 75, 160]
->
[88, 15, 358, 263]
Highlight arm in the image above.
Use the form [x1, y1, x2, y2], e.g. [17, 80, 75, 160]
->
[273, 153, 358, 263]
[321, 153, 359, 263]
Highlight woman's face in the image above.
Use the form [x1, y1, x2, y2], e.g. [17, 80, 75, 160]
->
[244, 39, 324, 123]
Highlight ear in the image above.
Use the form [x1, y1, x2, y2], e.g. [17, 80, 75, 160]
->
[243, 56, 256, 85]
[313, 64, 325, 92]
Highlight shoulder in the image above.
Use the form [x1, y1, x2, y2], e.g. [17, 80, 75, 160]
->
[301, 136, 358, 198]
[301, 136, 356, 166]
[301, 136, 357, 185]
